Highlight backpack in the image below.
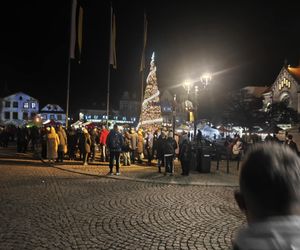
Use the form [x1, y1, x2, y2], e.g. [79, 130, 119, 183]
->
[110, 133, 121, 149]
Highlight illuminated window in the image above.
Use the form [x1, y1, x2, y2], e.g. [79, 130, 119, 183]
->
[23, 102, 29, 109]
[31, 102, 36, 109]
[13, 112, 18, 120]
[50, 115, 55, 120]
[5, 101, 10, 108]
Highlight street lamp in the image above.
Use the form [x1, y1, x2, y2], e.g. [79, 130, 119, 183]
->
[182, 73, 212, 140]
[183, 79, 193, 94]
[200, 73, 212, 88]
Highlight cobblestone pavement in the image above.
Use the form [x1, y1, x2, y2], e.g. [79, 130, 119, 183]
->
[0, 147, 245, 249]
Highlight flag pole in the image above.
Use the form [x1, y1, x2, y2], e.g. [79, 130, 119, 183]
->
[140, 13, 147, 116]
[66, 58, 71, 128]
[106, 5, 113, 126]
[66, 0, 77, 128]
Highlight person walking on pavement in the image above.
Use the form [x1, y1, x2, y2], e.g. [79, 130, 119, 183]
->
[107, 124, 124, 175]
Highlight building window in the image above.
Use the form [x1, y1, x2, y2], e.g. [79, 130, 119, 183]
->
[50, 114, 55, 120]
[4, 112, 10, 119]
[5, 101, 10, 108]
[31, 102, 36, 109]
[13, 102, 18, 108]
[41, 114, 47, 120]
[23, 112, 28, 120]
[23, 102, 29, 109]
[13, 112, 18, 120]
[57, 115, 62, 120]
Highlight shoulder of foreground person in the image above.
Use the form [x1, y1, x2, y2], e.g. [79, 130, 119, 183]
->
[233, 216, 300, 250]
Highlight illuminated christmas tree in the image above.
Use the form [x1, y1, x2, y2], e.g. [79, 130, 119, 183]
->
[138, 52, 163, 130]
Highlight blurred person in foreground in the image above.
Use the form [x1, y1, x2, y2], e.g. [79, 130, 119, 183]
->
[233, 143, 300, 250]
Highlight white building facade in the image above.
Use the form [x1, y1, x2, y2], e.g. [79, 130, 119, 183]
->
[0, 92, 39, 125]
[40, 104, 66, 124]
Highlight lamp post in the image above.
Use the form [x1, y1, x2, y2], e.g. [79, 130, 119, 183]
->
[172, 94, 176, 138]
[183, 73, 212, 140]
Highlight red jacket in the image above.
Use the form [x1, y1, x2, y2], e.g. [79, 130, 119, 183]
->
[99, 129, 109, 145]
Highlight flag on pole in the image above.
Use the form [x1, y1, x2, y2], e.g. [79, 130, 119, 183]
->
[109, 7, 117, 69]
[77, 6, 83, 63]
[140, 13, 147, 72]
[69, 0, 83, 62]
[69, 0, 77, 59]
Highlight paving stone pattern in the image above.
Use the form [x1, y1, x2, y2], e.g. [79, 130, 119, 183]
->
[0, 161, 245, 249]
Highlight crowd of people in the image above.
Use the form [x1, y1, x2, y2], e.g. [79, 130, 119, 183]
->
[0, 123, 196, 176]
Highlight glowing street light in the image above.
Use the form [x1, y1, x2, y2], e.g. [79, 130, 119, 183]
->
[200, 73, 212, 88]
[183, 79, 193, 94]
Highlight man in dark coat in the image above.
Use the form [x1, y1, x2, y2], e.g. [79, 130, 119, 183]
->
[106, 124, 124, 175]
[179, 135, 191, 176]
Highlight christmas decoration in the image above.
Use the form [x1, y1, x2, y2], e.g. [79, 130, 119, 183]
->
[138, 52, 163, 131]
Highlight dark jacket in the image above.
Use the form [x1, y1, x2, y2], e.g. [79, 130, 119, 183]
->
[164, 137, 177, 155]
[107, 129, 124, 152]
[179, 139, 191, 162]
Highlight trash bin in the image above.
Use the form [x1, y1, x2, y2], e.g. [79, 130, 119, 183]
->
[199, 146, 211, 173]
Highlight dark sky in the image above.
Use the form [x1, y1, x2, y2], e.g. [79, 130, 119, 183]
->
[1, 1, 300, 115]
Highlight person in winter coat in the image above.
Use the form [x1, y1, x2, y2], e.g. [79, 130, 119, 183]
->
[122, 131, 132, 166]
[56, 125, 67, 163]
[99, 125, 109, 162]
[89, 128, 98, 162]
[106, 124, 124, 175]
[233, 143, 300, 250]
[163, 131, 177, 175]
[156, 130, 167, 173]
[145, 130, 154, 166]
[136, 129, 144, 164]
[130, 128, 138, 164]
[285, 134, 299, 155]
[179, 134, 191, 176]
[67, 127, 77, 160]
[79, 128, 91, 165]
[47, 126, 60, 163]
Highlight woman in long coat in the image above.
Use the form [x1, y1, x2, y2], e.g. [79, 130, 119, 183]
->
[47, 126, 60, 163]
[79, 128, 91, 165]
[137, 129, 144, 164]
[56, 125, 67, 163]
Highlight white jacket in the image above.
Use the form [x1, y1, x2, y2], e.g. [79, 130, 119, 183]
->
[233, 216, 300, 250]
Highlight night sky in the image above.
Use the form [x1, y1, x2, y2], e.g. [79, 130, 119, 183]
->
[1, 1, 300, 116]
